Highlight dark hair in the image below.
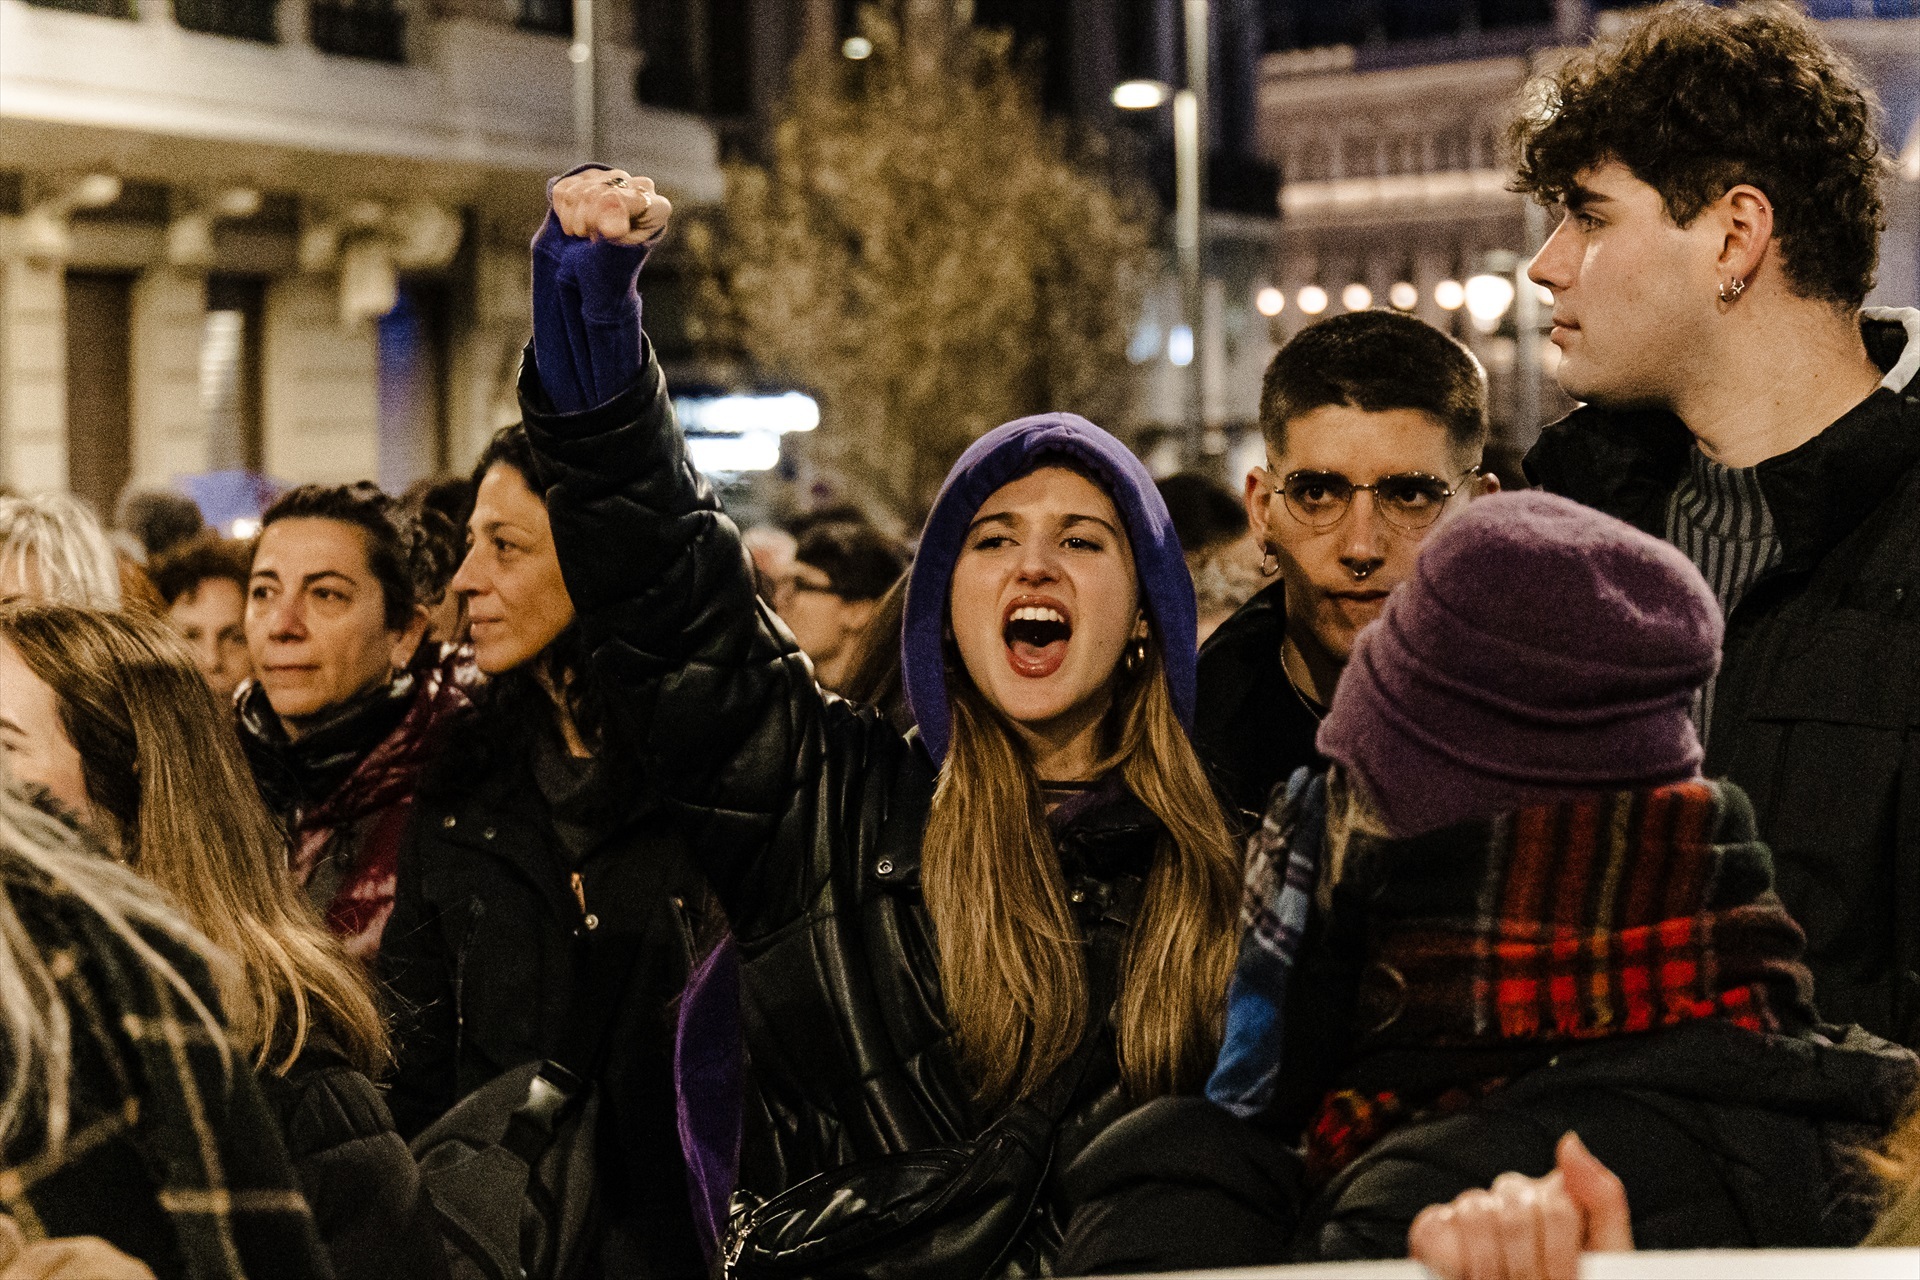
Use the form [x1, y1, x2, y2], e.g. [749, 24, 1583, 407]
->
[837, 571, 912, 733]
[115, 489, 205, 560]
[1510, 1, 1883, 309]
[257, 483, 426, 630]
[399, 478, 472, 609]
[1260, 310, 1488, 458]
[795, 520, 909, 603]
[1157, 473, 1245, 557]
[470, 422, 536, 492]
[463, 422, 607, 744]
[148, 534, 252, 608]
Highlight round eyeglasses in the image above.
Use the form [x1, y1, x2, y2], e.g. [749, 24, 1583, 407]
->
[1275, 466, 1482, 533]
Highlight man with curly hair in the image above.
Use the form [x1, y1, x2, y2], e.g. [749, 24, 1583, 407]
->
[1518, 3, 1920, 1046]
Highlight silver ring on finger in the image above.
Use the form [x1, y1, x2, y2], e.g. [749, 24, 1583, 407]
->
[606, 175, 629, 188]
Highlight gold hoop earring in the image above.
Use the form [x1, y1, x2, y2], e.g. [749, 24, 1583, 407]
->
[1122, 636, 1148, 674]
[1718, 276, 1747, 304]
[1260, 548, 1280, 577]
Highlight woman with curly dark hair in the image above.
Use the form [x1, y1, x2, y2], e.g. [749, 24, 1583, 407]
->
[236, 483, 473, 959]
[379, 424, 713, 1279]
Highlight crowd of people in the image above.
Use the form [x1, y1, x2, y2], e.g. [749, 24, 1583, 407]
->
[0, 3, 1918, 1278]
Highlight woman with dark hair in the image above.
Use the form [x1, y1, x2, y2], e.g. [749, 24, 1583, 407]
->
[151, 534, 254, 699]
[379, 423, 712, 1278]
[0, 605, 439, 1280]
[236, 482, 473, 958]
[515, 166, 1240, 1274]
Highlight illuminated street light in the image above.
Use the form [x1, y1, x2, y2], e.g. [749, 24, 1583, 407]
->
[1111, 80, 1169, 110]
[1464, 273, 1516, 331]
[1341, 283, 1372, 311]
[1389, 281, 1418, 310]
[1434, 278, 1466, 311]
[1297, 285, 1329, 315]
[1169, 324, 1195, 367]
[842, 36, 872, 60]
[1255, 286, 1284, 317]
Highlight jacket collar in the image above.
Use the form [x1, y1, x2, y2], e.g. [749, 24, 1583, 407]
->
[1197, 578, 1287, 670]
[1525, 308, 1920, 571]
[236, 674, 417, 816]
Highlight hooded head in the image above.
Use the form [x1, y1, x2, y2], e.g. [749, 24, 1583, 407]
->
[902, 413, 1198, 766]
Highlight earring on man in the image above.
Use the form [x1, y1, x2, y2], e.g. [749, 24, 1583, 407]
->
[1260, 547, 1280, 577]
[1718, 276, 1747, 304]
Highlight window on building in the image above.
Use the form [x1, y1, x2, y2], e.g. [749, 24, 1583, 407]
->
[1267, 0, 1556, 50]
[309, 0, 405, 62]
[173, 0, 277, 42]
[202, 276, 266, 473]
[634, 0, 752, 116]
[25, 0, 133, 18]
[65, 272, 135, 517]
[518, 0, 569, 37]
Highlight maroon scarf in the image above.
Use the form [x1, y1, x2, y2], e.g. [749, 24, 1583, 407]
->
[290, 648, 478, 958]
[1304, 781, 1814, 1183]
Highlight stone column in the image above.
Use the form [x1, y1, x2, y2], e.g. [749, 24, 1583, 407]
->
[130, 267, 209, 488]
[0, 256, 69, 492]
[262, 275, 380, 484]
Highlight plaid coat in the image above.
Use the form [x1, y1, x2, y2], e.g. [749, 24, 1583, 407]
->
[0, 868, 333, 1280]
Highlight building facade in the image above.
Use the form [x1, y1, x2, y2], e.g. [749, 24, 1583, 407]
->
[1252, 5, 1920, 460]
[0, 0, 723, 518]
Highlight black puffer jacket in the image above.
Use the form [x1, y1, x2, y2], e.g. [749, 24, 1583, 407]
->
[520, 344, 1168, 1262]
[1526, 311, 1920, 1044]
[379, 691, 711, 1278]
[256, 1026, 445, 1280]
[1059, 1019, 1916, 1271]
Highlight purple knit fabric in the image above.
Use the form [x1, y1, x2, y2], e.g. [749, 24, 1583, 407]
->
[902, 414, 1198, 767]
[530, 163, 656, 415]
[1317, 490, 1722, 838]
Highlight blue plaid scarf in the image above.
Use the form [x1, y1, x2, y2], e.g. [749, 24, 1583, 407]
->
[1206, 768, 1325, 1118]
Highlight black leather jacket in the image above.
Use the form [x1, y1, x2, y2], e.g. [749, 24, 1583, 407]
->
[521, 342, 1162, 1262]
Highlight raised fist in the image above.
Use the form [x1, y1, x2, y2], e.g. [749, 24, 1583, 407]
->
[550, 167, 671, 246]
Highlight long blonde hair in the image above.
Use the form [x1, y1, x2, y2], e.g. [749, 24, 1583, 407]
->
[0, 777, 230, 1147]
[0, 605, 389, 1077]
[921, 640, 1240, 1109]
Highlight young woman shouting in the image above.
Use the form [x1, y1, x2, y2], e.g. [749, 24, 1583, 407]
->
[518, 167, 1239, 1273]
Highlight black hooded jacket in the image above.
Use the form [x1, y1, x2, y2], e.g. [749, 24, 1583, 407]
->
[1193, 580, 1326, 831]
[517, 342, 1182, 1268]
[1524, 311, 1920, 1044]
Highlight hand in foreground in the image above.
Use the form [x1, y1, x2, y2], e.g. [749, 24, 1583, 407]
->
[549, 168, 671, 246]
[1407, 1131, 1633, 1280]
[0, 1216, 156, 1280]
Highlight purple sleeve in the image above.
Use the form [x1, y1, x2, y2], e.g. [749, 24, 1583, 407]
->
[530, 164, 658, 415]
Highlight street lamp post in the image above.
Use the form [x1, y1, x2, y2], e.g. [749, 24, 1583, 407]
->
[571, 0, 598, 162]
[1181, 0, 1210, 460]
[1114, 0, 1211, 462]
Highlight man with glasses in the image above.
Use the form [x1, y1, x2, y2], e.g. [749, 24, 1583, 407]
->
[1516, 4, 1920, 1046]
[771, 516, 908, 693]
[1195, 309, 1497, 830]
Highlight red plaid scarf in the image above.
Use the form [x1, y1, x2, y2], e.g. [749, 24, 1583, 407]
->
[1305, 781, 1813, 1183]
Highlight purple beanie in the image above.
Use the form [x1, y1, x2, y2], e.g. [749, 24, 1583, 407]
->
[902, 413, 1198, 767]
[1317, 490, 1722, 838]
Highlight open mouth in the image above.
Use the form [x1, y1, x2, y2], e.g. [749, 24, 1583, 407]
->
[1003, 601, 1072, 678]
